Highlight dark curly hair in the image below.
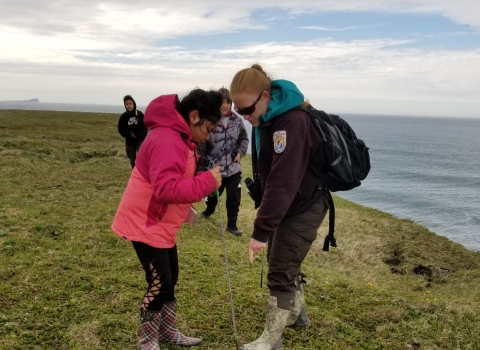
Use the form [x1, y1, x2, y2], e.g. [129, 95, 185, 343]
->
[123, 94, 137, 109]
[176, 88, 223, 126]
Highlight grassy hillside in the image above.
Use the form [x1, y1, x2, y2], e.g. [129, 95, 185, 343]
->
[0, 109, 479, 350]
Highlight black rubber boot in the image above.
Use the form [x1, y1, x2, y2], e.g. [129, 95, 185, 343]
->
[226, 218, 243, 236]
[200, 211, 210, 219]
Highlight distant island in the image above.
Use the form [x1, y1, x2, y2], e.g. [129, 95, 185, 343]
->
[0, 98, 39, 103]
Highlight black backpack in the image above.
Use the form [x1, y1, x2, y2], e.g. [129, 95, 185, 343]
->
[300, 104, 371, 251]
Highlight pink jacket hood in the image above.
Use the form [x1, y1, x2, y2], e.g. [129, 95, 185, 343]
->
[144, 94, 196, 150]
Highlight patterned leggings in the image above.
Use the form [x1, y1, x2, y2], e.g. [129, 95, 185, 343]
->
[132, 241, 179, 312]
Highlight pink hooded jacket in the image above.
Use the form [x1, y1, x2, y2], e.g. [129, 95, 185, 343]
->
[111, 94, 217, 248]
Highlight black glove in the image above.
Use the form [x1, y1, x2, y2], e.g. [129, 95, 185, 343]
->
[244, 177, 262, 209]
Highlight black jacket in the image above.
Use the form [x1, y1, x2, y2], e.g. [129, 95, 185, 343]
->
[118, 99, 147, 144]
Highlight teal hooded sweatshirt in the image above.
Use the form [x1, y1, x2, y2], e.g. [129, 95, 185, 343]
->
[254, 79, 305, 154]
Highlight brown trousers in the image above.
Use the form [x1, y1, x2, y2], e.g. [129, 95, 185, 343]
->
[267, 193, 329, 296]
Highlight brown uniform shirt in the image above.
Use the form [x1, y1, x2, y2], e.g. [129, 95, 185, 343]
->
[252, 109, 326, 243]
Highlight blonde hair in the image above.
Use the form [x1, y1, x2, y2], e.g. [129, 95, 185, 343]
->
[230, 64, 272, 95]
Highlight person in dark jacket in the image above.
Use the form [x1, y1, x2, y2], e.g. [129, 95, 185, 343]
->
[118, 95, 148, 168]
[230, 64, 329, 350]
[200, 87, 249, 236]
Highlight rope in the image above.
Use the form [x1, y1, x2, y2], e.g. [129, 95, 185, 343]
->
[216, 191, 240, 349]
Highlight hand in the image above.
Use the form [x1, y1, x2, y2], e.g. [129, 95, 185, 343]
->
[234, 153, 241, 162]
[209, 167, 222, 189]
[249, 238, 267, 263]
[208, 190, 219, 198]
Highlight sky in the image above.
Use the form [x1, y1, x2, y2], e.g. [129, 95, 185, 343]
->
[1, 0, 479, 117]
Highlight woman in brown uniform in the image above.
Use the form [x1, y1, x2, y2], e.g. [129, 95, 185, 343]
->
[230, 64, 329, 350]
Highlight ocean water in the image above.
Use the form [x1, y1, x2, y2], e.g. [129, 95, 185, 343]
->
[243, 113, 480, 251]
[2, 102, 479, 251]
[333, 114, 480, 252]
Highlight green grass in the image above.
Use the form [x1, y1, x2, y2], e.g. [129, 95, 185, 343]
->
[1, 109, 479, 350]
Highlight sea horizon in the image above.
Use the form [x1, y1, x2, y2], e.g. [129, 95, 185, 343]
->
[1, 101, 480, 120]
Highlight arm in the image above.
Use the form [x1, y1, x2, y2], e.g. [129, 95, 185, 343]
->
[117, 114, 128, 138]
[137, 111, 148, 139]
[204, 127, 219, 166]
[147, 133, 217, 204]
[236, 119, 249, 157]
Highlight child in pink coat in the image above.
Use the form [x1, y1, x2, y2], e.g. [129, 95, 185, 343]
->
[112, 88, 223, 349]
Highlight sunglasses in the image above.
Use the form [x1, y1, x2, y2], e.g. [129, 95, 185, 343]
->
[234, 91, 263, 115]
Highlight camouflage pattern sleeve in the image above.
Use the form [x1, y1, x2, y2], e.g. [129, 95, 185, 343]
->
[236, 118, 249, 157]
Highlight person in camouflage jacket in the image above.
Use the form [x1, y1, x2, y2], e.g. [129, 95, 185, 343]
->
[200, 87, 249, 236]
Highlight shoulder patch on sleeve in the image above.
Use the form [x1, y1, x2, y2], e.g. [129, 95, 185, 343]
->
[273, 130, 287, 153]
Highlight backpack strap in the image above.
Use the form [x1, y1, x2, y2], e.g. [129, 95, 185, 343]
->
[251, 127, 261, 185]
[322, 190, 337, 252]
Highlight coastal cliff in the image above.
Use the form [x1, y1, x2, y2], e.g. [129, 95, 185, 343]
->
[0, 98, 39, 102]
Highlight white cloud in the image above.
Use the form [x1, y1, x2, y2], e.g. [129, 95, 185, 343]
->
[2, 36, 479, 116]
[1, 0, 479, 116]
[2, 1, 480, 39]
